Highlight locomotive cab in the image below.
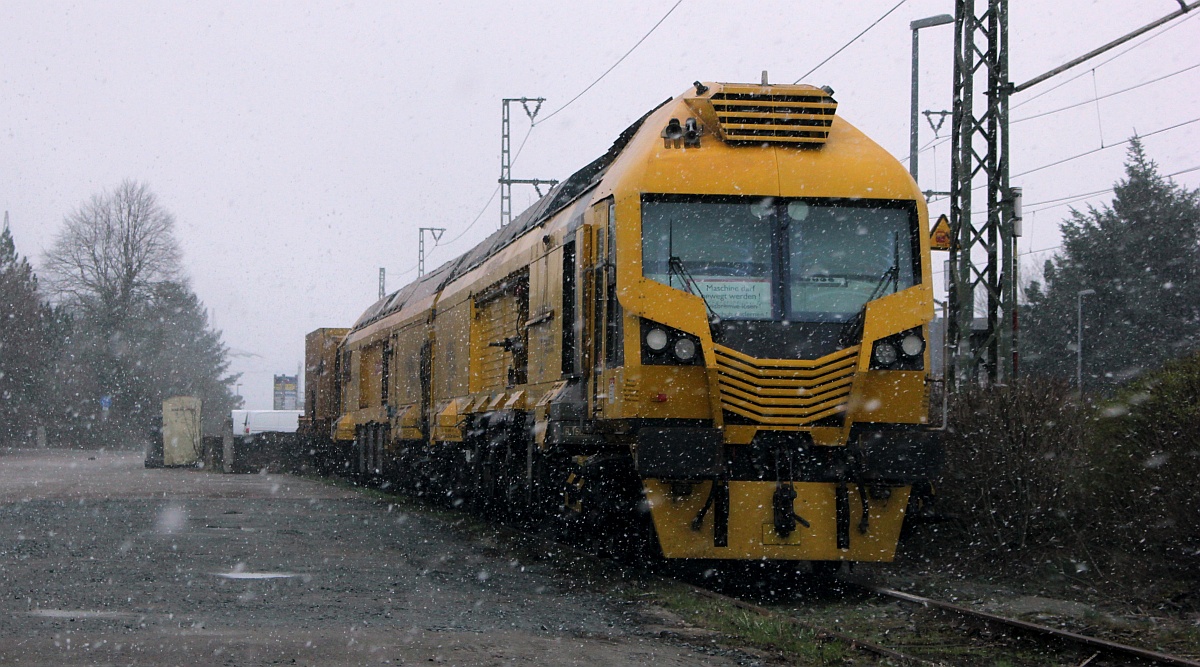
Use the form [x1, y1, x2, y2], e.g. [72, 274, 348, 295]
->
[568, 82, 941, 562]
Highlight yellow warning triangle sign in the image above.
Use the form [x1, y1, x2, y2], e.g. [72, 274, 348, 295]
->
[930, 214, 952, 251]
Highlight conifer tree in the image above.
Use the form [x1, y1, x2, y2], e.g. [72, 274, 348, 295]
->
[0, 222, 54, 443]
[1023, 138, 1200, 388]
[128, 281, 240, 435]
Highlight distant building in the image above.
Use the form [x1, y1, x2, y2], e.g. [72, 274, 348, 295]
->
[273, 374, 298, 410]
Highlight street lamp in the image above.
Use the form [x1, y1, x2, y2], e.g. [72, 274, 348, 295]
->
[910, 14, 954, 181]
[1077, 289, 1096, 390]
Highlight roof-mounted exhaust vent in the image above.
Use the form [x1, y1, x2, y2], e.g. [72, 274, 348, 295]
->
[686, 82, 838, 147]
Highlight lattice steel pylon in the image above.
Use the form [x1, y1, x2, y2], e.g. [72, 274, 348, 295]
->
[948, 0, 1019, 386]
[500, 97, 557, 226]
[418, 227, 445, 277]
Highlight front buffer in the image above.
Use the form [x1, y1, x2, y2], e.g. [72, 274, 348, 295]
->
[636, 427, 939, 562]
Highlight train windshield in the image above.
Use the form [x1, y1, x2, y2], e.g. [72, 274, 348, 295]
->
[641, 196, 918, 322]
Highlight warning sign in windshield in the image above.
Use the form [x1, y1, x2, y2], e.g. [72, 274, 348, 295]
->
[694, 278, 772, 319]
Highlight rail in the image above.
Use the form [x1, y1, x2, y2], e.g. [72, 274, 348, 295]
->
[871, 586, 1200, 667]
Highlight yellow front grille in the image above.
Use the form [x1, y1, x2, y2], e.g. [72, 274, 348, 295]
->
[704, 84, 837, 146]
[714, 344, 859, 426]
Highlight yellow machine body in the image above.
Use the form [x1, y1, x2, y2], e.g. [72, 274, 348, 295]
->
[304, 82, 937, 564]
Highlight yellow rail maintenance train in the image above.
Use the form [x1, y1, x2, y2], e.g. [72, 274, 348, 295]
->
[300, 80, 941, 569]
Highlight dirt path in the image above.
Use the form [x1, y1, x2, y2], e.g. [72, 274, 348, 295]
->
[0, 449, 748, 666]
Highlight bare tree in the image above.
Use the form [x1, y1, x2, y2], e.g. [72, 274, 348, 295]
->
[40, 181, 221, 445]
[43, 180, 182, 315]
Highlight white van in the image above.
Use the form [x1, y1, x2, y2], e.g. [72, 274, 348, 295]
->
[230, 410, 303, 435]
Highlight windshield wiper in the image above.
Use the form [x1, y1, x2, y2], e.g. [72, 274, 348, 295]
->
[867, 264, 899, 302]
[668, 256, 723, 339]
[839, 264, 899, 347]
[841, 232, 904, 346]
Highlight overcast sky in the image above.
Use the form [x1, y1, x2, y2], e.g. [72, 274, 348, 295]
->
[3, 0, 1198, 410]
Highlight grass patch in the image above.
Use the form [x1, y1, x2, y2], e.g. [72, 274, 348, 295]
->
[649, 583, 850, 665]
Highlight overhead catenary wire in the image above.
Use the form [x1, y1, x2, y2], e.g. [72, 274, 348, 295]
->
[961, 144, 1200, 217]
[1011, 116, 1200, 179]
[932, 243, 1063, 276]
[926, 243, 1060, 277]
[1090, 69, 1106, 145]
[851, 7, 1199, 302]
[434, 1, 683, 259]
[534, 0, 684, 127]
[1025, 187, 1118, 211]
[1012, 61, 1200, 124]
[931, 244, 1067, 276]
[900, 134, 950, 168]
[931, 164, 1200, 275]
[934, 160, 1199, 274]
[1022, 167, 1190, 214]
[946, 116, 1200, 216]
[1020, 245, 1062, 257]
[1166, 164, 1200, 178]
[438, 186, 499, 248]
[1019, 164, 1200, 214]
[1014, 0, 1200, 93]
[946, 115, 1200, 218]
[793, 0, 907, 84]
[389, 126, 538, 282]
[906, 57, 1200, 166]
[391, 264, 419, 279]
[1011, 9, 1200, 111]
[435, 125, 536, 250]
[1016, 163, 1200, 254]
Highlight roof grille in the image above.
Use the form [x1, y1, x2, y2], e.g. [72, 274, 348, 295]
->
[688, 83, 837, 146]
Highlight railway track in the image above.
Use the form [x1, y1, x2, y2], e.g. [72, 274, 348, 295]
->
[352, 478, 1200, 666]
[864, 586, 1200, 667]
[727, 575, 1200, 666]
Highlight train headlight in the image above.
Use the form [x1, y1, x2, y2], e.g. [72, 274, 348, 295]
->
[868, 327, 926, 370]
[641, 319, 702, 366]
[900, 333, 925, 357]
[645, 328, 669, 352]
[873, 342, 899, 367]
[673, 338, 697, 362]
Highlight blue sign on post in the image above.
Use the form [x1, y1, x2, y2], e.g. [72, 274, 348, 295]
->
[99, 395, 112, 410]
